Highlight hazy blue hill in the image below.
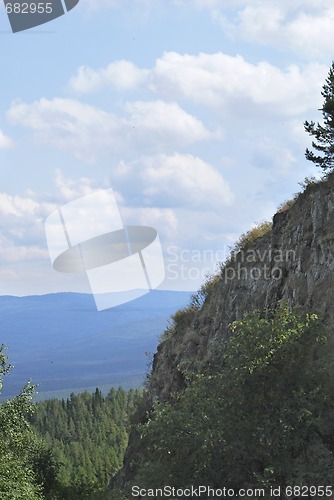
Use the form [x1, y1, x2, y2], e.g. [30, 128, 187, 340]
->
[0, 290, 191, 400]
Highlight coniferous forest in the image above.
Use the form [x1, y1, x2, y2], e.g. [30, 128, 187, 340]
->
[3, 302, 334, 499]
[29, 387, 141, 499]
[0, 345, 141, 499]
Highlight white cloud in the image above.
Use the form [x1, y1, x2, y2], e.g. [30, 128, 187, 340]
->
[0, 169, 233, 292]
[125, 100, 212, 145]
[0, 192, 50, 267]
[151, 52, 326, 116]
[0, 233, 47, 263]
[7, 98, 212, 162]
[68, 52, 327, 119]
[0, 174, 115, 271]
[120, 205, 179, 242]
[7, 98, 119, 163]
[208, 1, 334, 60]
[113, 153, 234, 210]
[142, 154, 233, 208]
[0, 193, 39, 217]
[69, 61, 150, 93]
[0, 129, 13, 149]
[53, 169, 100, 202]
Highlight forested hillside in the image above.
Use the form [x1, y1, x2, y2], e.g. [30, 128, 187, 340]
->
[29, 387, 141, 499]
[0, 346, 140, 500]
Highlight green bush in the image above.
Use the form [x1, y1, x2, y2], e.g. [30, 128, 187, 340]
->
[133, 305, 334, 492]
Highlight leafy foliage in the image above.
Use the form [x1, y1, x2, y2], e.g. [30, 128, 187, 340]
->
[0, 343, 141, 499]
[0, 345, 45, 500]
[305, 61, 334, 170]
[132, 305, 334, 494]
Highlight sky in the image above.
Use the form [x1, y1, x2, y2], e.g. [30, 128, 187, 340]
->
[0, 0, 333, 295]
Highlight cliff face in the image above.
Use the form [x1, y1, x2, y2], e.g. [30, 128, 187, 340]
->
[149, 177, 334, 404]
[115, 175, 334, 490]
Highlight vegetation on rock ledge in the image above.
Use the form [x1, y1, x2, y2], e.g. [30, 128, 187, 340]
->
[126, 305, 334, 498]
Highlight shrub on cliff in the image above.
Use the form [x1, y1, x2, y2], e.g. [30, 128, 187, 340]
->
[133, 305, 334, 493]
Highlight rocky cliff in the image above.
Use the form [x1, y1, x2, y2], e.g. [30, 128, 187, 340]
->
[113, 173, 334, 492]
[148, 174, 334, 405]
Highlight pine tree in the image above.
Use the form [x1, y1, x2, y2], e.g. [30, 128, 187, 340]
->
[304, 61, 334, 170]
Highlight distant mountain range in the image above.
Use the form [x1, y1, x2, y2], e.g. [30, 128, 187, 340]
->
[0, 291, 191, 401]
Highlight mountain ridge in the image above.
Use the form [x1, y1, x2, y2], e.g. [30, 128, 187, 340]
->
[0, 290, 192, 400]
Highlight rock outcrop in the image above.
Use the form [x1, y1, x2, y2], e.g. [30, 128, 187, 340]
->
[113, 173, 334, 492]
[148, 176, 334, 405]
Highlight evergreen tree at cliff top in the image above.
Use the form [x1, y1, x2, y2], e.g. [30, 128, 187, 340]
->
[305, 61, 334, 170]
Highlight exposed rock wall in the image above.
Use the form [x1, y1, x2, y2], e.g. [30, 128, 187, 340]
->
[148, 179, 334, 404]
[114, 176, 334, 491]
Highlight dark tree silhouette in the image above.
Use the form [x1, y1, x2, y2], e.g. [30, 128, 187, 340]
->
[305, 62, 334, 170]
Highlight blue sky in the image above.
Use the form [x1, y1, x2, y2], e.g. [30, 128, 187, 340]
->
[0, 0, 333, 295]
